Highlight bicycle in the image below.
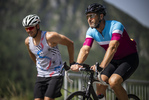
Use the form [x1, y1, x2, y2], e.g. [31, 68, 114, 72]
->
[61, 62, 140, 100]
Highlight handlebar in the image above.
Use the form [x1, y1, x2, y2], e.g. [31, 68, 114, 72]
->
[62, 62, 70, 71]
[60, 62, 73, 84]
[61, 62, 109, 86]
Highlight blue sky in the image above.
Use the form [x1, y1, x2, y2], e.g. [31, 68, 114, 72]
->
[105, 0, 149, 28]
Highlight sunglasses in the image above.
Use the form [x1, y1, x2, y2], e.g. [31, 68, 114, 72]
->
[86, 14, 97, 19]
[25, 26, 35, 31]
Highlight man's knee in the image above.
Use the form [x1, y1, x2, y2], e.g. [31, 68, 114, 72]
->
[108, 74, 123, 89]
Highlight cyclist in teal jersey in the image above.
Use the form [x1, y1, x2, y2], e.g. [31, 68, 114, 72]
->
[22, 14, 74, 100]
[71, 3, 139, 100]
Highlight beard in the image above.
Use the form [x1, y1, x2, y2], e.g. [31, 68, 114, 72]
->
[90, 21, 99, 28]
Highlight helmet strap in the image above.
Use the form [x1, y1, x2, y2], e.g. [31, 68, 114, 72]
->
[95, 14, 104, 28]
[33, 25, 39, 38]
[95, 19, 102, 28]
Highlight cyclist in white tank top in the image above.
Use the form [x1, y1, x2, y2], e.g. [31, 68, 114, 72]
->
[29, 31, 63, 77]
[23, 14, 74, 100]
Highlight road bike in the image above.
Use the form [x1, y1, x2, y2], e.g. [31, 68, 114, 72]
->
[61, 62, 140, 100]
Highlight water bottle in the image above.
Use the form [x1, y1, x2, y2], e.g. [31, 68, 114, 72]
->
[98, 94, 106, 100]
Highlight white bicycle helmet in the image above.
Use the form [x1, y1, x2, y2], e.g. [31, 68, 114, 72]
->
[22, 14, 40, 27]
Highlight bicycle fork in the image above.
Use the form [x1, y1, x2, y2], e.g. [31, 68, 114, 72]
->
[85, 73, 99, 100]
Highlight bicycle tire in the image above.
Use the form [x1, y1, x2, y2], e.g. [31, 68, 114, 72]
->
[66, 91, 93, 100]
[116, 94, 140, 100]
[128, 94, 140, 100]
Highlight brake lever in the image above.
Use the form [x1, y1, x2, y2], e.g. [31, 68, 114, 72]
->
[97, 72, 109, 86]
[95, 62, 99, 77]
[95, 62, 109, 86]
[62, 62, 73, 84]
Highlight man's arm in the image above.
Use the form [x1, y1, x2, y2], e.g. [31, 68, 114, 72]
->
[100, 40, 119, 68]
[70, 45, 91, 71]
[77, 45, 91, 63]
[46, 32, 74, 64]
[25, 37, 36, 64]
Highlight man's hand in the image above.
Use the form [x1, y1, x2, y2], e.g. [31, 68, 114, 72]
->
[70, 64, 82, 72]
[91, 64, 104, 72]
[90, 65, 96, 71]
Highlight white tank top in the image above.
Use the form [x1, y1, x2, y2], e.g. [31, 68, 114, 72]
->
[29, 31, 63, 77]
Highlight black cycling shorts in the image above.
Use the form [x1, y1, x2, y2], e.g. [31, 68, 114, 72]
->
[34, 75, 63, 99]
[101, 53, 139, 81]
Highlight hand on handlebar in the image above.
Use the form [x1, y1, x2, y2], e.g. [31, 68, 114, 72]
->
[70, 64, 83, 72]
[90, 65, 96, 71]
[90, 62, 104, 72]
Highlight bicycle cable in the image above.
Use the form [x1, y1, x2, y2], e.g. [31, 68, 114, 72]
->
[62, 87, 72, 94]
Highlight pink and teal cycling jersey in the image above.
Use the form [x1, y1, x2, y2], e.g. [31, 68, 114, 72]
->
[83, 20, 137, 60]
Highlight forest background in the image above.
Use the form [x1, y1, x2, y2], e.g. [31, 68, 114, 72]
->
[0, 0, 149, 100]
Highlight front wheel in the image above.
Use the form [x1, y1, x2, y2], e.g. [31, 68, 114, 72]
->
[66, 91, 93, 100]
[128, 94, 140, 100]
[116, 94, 140, 100]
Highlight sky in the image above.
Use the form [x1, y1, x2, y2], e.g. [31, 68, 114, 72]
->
[105, 0, 149, 28]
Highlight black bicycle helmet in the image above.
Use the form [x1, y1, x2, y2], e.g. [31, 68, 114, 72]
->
[85, 3, 106, 16]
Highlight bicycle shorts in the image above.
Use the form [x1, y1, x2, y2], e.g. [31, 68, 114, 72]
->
[34, 75, 63, 99]
[101, 52, 139, 81]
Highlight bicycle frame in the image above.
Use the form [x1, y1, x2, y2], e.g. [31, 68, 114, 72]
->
[85, 72, 99, 100]
[78, 65, 103, 100]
